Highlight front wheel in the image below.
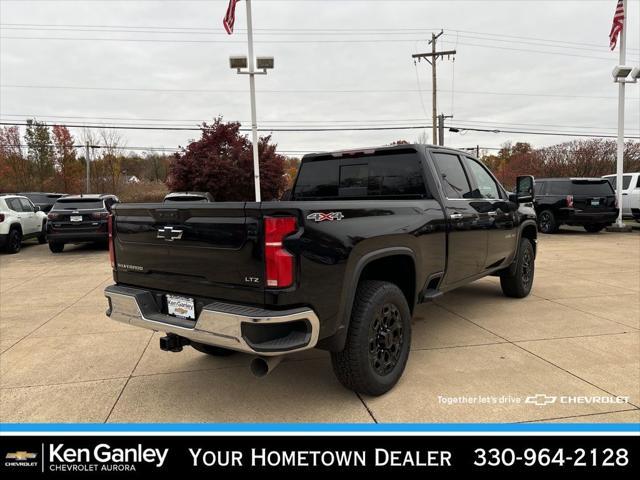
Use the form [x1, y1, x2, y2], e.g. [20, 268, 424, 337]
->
[584, 224, 605, 233]
[331, 280, 411, 396]
[38, 221, 47, 244]
[500, 238, 535, 298]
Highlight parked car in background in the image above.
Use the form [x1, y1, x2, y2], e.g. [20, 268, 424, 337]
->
[163, 192, 214, 203]
[17, 192, 67, 213]
[533, 178, 618, 233]
[0, 194, 48, 253]
[47, 194, 119, 253]
[603, 172, 640, 223]
[104, 144, 538, 395]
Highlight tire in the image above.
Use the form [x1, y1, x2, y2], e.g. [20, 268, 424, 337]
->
[190, 341, 236, 356]
[38, 221, 47, 244]
[48, 241, 64, 253]
[5, 228, 22, 254]
[584, 224, 605, 233]
[500, 238, 535, 298]
[331, 280, 411, 396]
[537, 210, 558, 234]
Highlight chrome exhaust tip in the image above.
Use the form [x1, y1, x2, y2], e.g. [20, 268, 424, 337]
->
[250, 356, 283, 377]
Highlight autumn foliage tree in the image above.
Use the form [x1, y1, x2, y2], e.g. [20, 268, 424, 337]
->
[168, 118, 286, 201]
[52, 125, 83, 193]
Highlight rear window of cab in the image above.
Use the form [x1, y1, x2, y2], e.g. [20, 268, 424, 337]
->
[54, 199, 105, 209]
[293, 152, 430, 200]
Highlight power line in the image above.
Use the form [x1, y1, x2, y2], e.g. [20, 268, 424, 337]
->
[2, 121, 638, 139]
[3, 24, 637, 54]
[3, 114, 633, 132]
[3, 35, 635, 61]
[3, 84, 637, 100]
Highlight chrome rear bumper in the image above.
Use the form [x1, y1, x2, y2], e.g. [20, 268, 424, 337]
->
[104, 285, 319, 356]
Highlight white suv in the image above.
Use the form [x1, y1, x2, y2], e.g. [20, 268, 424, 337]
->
[603, 173, 640, 223]
[0, 194, 48, 254]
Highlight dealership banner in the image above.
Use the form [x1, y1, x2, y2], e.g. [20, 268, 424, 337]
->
[1, 434, 637, 475]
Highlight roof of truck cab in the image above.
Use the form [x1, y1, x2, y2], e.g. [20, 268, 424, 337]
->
[301, 144, 476, 161]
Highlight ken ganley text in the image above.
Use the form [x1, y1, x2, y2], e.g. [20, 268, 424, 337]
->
[190, 448, 452, 468]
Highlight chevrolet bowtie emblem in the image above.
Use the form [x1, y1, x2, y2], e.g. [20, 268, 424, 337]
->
[157, 226, 183, 242]
[6, 451, 37, 460]
[525, 394, 557, 406]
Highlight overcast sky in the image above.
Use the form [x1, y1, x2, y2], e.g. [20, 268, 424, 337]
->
[1, 0, 639, 157]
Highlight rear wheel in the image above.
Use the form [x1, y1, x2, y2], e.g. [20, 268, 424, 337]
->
[537, 210, 558, 234]
[331, 280, 411, 396]
[5, 229, 22, 254]
[190, 341, 236, 357]
[584, 224, 605, 233]
[500, 238, 535, 298]
[48, 241, 64, 253]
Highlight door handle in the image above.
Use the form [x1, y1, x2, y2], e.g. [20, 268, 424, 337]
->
[450, 213, 464, 220]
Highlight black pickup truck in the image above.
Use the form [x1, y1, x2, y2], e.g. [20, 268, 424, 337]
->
[104, 144, 537, 395]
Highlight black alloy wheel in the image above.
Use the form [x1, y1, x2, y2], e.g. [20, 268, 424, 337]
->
[369, 303, 404, 376]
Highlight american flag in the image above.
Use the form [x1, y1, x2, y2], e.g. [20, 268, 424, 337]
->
[223, 0, 240, 35]
[609, 0, 625, 51]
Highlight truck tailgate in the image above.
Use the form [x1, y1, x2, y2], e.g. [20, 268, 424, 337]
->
[112, 202, 264, 304]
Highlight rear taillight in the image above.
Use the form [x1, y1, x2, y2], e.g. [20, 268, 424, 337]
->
[47, 212, 59, 220]
[108, 214, 115, 269]
[0, 213, 4, 223]
[264, 216, 297, 288]
[92, 212, 109, 220]
[566, 195, 574, 208]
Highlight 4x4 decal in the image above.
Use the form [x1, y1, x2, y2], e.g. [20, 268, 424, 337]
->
[306, 212, 344, 222]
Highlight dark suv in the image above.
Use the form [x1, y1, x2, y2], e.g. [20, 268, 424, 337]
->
[533, 178, 618, 233]
[47, 194, 119, 252]
[17, 192, 67, 213]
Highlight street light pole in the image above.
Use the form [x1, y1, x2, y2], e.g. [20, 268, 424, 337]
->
[614, 0, 627, 229]
[85, 141, 91, 194]
[245, 0, 261, 203]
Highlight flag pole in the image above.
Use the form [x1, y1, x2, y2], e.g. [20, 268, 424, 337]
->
[614, 0, 627, 228]
[246, 0, 261, 202]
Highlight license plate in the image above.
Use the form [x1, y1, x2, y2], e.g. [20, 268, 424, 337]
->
[70, 215, 83, 222]
[166, 294, 195, 320]
[591, 199, 600, 206]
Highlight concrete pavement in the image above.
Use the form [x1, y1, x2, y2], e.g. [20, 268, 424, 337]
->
[1, 229, 638, 424]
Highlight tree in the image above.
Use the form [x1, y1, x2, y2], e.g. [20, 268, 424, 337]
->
[168, 118, 286, 201]
[24, 119, 55, 190]
[52, 125, 83, 193]
[0, 126, 30, 191]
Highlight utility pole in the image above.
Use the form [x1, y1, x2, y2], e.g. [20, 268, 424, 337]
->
[85, 142, 91, 194]
[437, 114, 453, 146]
[412, 31, 456, 145]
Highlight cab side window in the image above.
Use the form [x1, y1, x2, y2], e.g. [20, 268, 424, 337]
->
[534, 182, 545, 196]
[432, 153, 473, 199]
[464, 157, 501, 200]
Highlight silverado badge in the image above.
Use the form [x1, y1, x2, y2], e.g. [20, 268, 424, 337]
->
[307, 212, 344, 223]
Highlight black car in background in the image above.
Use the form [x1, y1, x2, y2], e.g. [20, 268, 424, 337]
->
[18, 192, 67, 213]
[47, 194, 119, 252]
[533, 178, 618, 233]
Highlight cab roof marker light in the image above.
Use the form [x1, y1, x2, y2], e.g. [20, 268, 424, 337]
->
[331, 149, 376, 158]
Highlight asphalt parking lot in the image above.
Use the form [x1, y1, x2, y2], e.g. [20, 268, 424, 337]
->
[1, 228, 639, 424]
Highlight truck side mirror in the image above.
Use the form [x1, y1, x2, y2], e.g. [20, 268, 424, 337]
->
[515, 175, 535, 203]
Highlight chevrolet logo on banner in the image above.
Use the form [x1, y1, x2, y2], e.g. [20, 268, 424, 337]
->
[6, 452, 37, 461]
